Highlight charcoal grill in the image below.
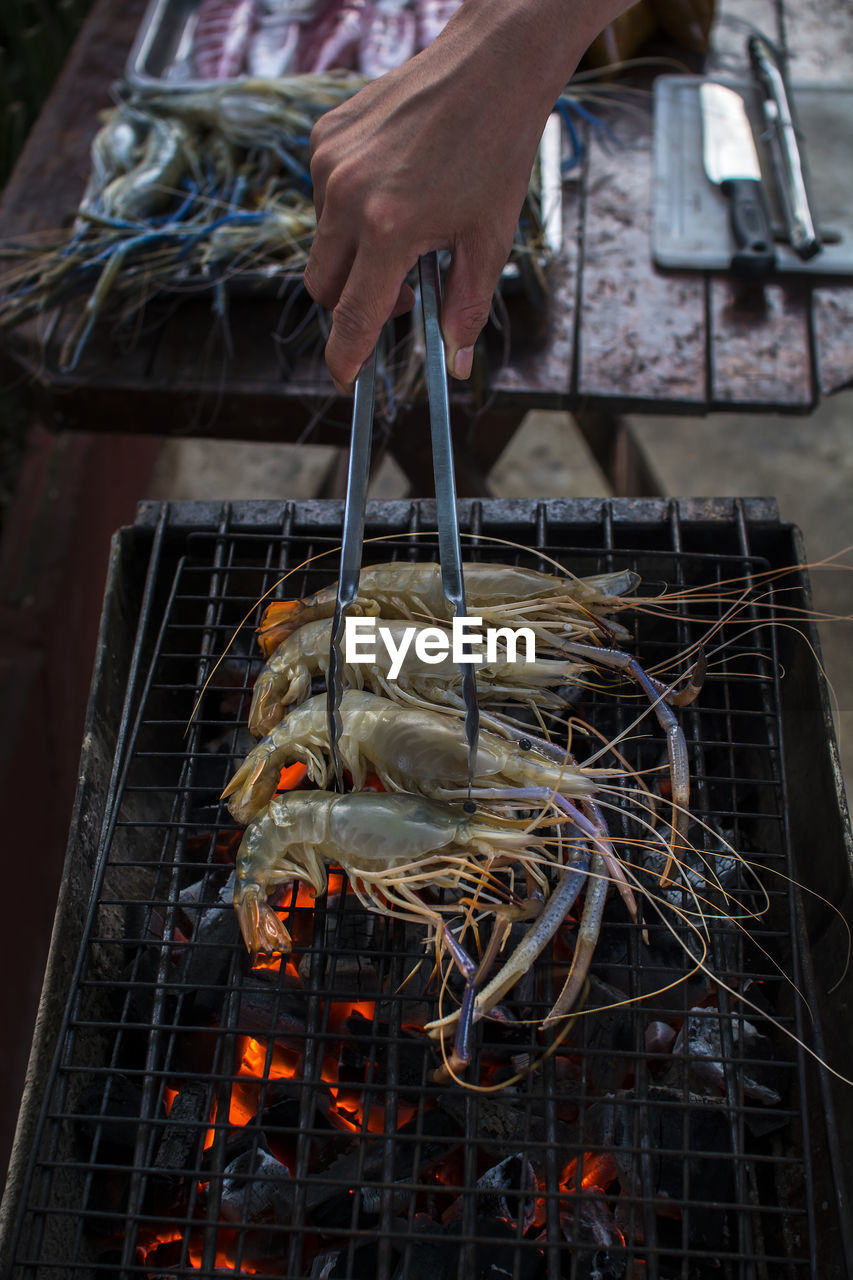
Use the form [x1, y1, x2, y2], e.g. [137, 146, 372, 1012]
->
[2, 497, 852, 1280]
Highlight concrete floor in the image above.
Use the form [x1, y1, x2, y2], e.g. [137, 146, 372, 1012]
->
[148, 395, 853, 800]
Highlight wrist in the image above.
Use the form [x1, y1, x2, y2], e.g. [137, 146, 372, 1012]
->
[444, 0, 631, 104]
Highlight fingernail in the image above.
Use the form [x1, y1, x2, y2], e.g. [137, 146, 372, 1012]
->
[449, 345, 474, 380]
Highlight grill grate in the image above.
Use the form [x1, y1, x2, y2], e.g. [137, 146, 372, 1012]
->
[5, 498, 852, 1280]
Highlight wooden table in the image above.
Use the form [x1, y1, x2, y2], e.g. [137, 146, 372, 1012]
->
[1, 0, 852, 496]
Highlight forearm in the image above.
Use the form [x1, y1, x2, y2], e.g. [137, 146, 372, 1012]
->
[440, 0, 635, 105]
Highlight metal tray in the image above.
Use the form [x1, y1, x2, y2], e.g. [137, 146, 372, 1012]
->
[126, 0, 216, 90]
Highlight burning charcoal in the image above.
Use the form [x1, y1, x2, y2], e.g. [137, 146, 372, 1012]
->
[255, 1077, 338, 1138]
[340, 1011, 427, 1095]
[311, 1252, 340, 1279]
[443, 1153, 538, 1233]
[593, 913, 710, 1013]
[558, 1189, 625, 1279]
[439, 1086, 575, 1162]
[588, 1085, 733, 1247]
[177, 867, 234, 912]
[327, 1214, 541, 1280]
[209, 1142, 299, 1271]
[76, 1073, 149, 1158]
[645, 1020, 677, 1055]
[298, 892, 381, 993]
[554, 976, 636, 1095]
[192, 969, 307, 1040]
[670, 1007, 784, 1115]
[306, 1109, 460, 1223]
[178, 901, 241, 992]
[401, 1216, 542, 1280]
[147, 1080, 209, 1214]
[220, 1141, 295, 1223]
[642, 835, 739, 902]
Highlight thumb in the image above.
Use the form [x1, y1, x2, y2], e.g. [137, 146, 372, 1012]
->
[440, 238, 510, 380]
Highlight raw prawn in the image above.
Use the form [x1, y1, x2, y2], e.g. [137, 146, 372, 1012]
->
[256, 561, 640, 655]
[233, 789, 591, 1069]
[359, 2, 418, 78]
[248, 14, 301, 77]
[98, 117, 190, 221]
[414, 0, 461, 47]
[248, 616, 590, 737]
[193, 0, 259, 79]
[248, 611, 698, 866]
[298, 0, 367, 71]
[225, 689, 601, 823]
[225, 688, 637, 919]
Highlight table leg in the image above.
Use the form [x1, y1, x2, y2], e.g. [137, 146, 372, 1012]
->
[389, 405, 528, 498]
[572, 408, 662, 497]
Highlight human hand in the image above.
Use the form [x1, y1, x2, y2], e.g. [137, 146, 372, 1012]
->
[304, 0, 617, 394]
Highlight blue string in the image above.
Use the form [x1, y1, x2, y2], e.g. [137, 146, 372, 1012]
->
[553, 96, 622, 175]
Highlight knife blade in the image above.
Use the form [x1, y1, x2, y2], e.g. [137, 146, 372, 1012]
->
[748, 35, 821, 260]
[699, 81, 776, 277]
[418, 250, 480, 791]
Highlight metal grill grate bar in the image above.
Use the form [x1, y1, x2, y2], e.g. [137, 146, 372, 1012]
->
[5, 498, 851, 1280]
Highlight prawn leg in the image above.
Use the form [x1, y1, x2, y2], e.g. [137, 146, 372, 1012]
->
[546, 850, 609, 1020]
[433, 920, 480, 1079]
[425, 853, 590, 1041]
[561, 640, 699, 875]
[445, 784, 637, 922]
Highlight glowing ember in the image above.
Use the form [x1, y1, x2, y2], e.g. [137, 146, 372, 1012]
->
[277, 761, 308, 791]
[561, 1151, 619, 1192]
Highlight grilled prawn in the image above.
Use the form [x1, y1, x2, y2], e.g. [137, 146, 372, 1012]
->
[248, 617, 589, 738]
[227, 688, 636, 919]
[234, 789, 595, 1072]
[256, 562, 639, 656]
[227, 690, 602, 822]
[234, 789, 553, 953]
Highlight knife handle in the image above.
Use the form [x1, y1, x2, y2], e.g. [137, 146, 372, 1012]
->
[722, 178, 776, 278]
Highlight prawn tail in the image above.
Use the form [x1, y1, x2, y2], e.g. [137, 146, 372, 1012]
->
[257, 599, 313, 658]
[248, 668, 284, 736]
[233, 881, 293, 956]
[249, 666, 309, 736]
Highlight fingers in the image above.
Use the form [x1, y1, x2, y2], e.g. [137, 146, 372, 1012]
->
[302, 221, 354, 313]
[440, 234, 513, 380]
[320, 249, 417, 393]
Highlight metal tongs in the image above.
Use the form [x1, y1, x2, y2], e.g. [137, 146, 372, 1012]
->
[327, 250, 480, 791]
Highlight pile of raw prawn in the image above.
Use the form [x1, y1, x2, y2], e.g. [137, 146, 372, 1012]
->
[190, 0, 465, 81]
[222, 557, 706, 1082]
[0, 0, 553, 378]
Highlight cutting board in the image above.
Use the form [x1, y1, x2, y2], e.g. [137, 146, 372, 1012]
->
[653, 75, 853, 275]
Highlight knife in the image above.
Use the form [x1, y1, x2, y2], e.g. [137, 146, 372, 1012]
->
[748, 35, 821, 260]
[699, 81, 776, 278]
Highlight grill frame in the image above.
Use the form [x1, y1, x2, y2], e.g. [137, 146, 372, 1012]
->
[2, 496, 852, 1280]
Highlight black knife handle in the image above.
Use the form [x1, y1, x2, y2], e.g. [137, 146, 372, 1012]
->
[722, 177, 776, 277]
